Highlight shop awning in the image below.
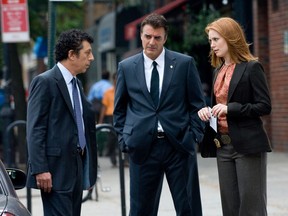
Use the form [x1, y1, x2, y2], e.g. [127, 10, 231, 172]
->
[124, 0, 188, 40]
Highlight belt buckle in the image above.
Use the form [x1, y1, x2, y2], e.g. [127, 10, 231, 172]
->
[213, 138, 221, 148]
[157, 132, 165, 139]
[214, 134, 231, 148]
[221, 134, 231, 145]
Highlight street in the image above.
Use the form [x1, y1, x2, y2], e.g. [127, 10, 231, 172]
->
[18, 152, 288, 216]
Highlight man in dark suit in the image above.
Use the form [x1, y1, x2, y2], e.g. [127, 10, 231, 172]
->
[26, 29, 97, 216]
[114, 13, 205, 216]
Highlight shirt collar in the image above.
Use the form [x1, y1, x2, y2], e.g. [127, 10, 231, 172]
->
[57, 62, 75, 84]
[143, 48, 165, 68]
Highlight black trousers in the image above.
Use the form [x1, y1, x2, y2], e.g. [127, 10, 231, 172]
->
[41, 154, 83, 216]
[217, 144, 267, 216]
[129, 137, 202, 216]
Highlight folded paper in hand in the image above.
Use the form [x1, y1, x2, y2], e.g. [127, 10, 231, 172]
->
[208, 107, 217, 132]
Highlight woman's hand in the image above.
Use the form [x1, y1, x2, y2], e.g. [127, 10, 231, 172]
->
[198, 107, 211, 122]
[211, 103, 227, 117]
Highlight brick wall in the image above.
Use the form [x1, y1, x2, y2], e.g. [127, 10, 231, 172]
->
[252, 0, 272, 146]
[268, 0, 288, 151]
[253, 0, 269, 63]
[254, 0, 288, 151]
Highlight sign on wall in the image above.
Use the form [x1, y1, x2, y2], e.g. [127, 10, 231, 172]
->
[1, 0, 30, 43]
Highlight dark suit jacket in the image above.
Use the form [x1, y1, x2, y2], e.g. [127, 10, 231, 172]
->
[113, 49, 206, 164]
[26, 65, 97, 191]
[212, 61, 272, 154]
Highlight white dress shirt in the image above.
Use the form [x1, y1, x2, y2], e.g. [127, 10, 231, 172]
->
[143, 49, 165, 132]
[57, 62, 85, 130]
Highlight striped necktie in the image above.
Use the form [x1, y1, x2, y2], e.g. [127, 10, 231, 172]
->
[72, 78, 86, 149]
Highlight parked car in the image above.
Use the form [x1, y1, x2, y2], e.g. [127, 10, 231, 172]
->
[0, 160, 31, 216]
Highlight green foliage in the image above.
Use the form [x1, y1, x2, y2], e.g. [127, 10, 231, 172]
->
[28, 0, 48, 40]
[28, 0, 84, 40]
[55, 2, 84, 36]
[183, 5, 220, 53]
[166, 25, 184, 52]
[9, 1, 85, 57]
[165, 5, 220, 56]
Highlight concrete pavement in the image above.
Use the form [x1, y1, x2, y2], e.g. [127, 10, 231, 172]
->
[17, 151, 288, 216]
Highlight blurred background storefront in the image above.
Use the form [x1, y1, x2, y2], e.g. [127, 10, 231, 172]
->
[83, 0, 288, 152]
[0, 0, 287, 168]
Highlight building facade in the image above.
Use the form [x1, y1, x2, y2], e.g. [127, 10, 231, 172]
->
[84, 0, 288, 152]
[253, 0, 288, 151]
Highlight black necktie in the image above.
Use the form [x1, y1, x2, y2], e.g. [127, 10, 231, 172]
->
[150, 61, 159, 106]
[72, 78, 86, 150]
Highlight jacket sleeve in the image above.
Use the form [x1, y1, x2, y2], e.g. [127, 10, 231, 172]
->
[113, 62, 129, 152]
[228, 61, 271, 118]
[27, 75, 50, 175]
[187, 57, 206, 143]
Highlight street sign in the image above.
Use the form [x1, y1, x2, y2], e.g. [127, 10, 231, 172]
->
[0, 0, 30, 43]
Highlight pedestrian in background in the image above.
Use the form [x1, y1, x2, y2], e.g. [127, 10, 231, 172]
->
[26, 29, 98, 216]
[98, 72, 118, 167]
[98, 72, 116, 124]
[198, 17, 272, 216]
[114, 13, 205, 216]
[87, 70, 112, 122]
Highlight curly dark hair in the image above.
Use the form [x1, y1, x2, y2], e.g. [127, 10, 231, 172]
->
[54, 29, 94, 62]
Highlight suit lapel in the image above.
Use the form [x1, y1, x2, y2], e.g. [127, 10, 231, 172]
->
[228, 62, 247, 101]
[134, 50, 176, 108]
[160, 50, 175, 104]
[53, 66, 75, 117]
[134, 54, 156, 106]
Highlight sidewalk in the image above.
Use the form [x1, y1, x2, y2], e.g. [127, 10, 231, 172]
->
[18, 151, 288, 216]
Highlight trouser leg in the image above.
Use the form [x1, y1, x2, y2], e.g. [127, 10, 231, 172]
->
[217, 144, 267, 216]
